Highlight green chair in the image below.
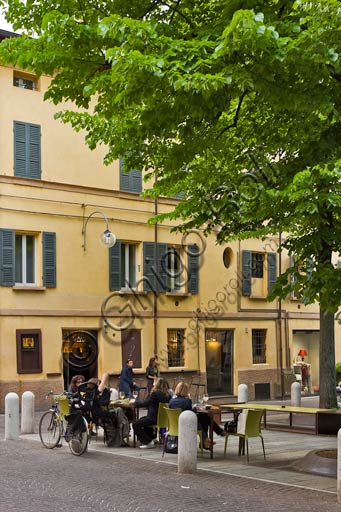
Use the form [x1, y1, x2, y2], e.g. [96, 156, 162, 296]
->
[162, 407, 203, 457]
[224, 409, 265, 464]
[153, 402, 169, 446]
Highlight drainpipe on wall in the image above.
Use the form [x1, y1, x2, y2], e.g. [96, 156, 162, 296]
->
[153, 183, 158, 356]
[278, 232, 285, 400]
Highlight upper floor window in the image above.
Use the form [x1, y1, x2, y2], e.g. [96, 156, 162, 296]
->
[252, 253, 264, 278]
[143, 242, 198, 294]
[109, 240, 138, 290]
[0, 229, 56, 288]
[119, 159, 142, 193]
[14, 121, 41, 180]
[120, 243, 137, 289]
[15, 234, 36, 285]
[252, 329, 267, 364]
[166, 247, 182, 292]
[167, 329, 185, 367]
[242, 250, 276, 297]
[13, 72, 38, 91]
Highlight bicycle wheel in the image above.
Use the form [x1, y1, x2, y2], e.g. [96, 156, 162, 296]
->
[69, 415, 88, 456]
[39, 411, 61, 449]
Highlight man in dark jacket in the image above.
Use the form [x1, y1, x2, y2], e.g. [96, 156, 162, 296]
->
[119, 359, 138, 398]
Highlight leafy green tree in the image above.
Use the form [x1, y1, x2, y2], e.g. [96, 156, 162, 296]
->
[1, 0, 341, 407]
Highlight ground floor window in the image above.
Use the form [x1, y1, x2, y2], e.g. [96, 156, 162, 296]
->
[167, 329, 185, 367]
[252, 329, 267, 363]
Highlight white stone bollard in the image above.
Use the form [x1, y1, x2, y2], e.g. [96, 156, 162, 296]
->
[5, 392, 20, 440]
[291, 382, 301, 407]
[21, 391, 35, 434]
[178, 410, 197, 474]
[238, 384, 248, 403]
[338, 429, 341, 502]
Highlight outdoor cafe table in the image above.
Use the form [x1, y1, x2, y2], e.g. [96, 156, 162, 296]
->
[195, 405, 221, 459]
[220, 403, 334, 435]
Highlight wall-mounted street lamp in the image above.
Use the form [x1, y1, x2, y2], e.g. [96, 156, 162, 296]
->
[82, 210, 116, 251]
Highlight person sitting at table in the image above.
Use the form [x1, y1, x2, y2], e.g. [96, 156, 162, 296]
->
[169, 381, 224, 449]
[132, 377, 170, 449]
[68, 374, 85, 394]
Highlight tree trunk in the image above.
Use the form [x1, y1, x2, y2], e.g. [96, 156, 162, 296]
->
[319, 308, 336, 409]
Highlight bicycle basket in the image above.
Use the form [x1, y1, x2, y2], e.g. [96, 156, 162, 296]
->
[54, 395, 71, 416]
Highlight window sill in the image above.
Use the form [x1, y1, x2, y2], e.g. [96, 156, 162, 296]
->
[165, 292, 191, 297]
[13, 286, 46, 291]
[250, 295, 267, 299]
[118, 289, 147, 295]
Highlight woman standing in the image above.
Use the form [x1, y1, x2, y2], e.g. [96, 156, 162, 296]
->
[146, 357, 159, 395]
[132, 377, 169, 448]
[119, 359, 138, 398]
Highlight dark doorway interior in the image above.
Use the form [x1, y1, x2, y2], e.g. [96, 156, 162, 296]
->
[62, 329, 98, 390]
[205, 329, 234, 395]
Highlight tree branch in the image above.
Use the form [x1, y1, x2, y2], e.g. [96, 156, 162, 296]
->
[216, 90, 248, 139]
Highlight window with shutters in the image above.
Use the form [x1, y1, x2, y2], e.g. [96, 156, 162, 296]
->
[252, 329, 267, 364]
[14, 121, 41, 179]
[15, 234, 36, 285]
[119, 159, 142, 193]
[241, 250, 277, 298]
[0, 229, 56, 288]
[167, 329, 185, 367]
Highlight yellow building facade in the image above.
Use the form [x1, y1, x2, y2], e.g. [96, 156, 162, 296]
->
[1, 32, 340, 410]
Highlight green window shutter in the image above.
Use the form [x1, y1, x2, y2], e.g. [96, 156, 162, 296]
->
[14, 121, 41, 179]
[306, 257, 314, 281]
[267, 252, 277, 294]
[143, 242, 156, 292]
[14, 121, 27, 177]
[130, 170, 142, 193]
[43, 232, 56, 288]
[109, 239, 121, 291]
[242, 250, 252, 296]
[119, 159, 142, 193]
[0, 229, 15, 286]
[338, 260, 341, 268]
[119, 159, 130, 191]
[28, 124, 41, 179]
[157, 243, 168, 292]
[187, 244, 199, 294]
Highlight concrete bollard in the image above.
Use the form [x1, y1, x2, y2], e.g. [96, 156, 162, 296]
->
[5, 392, 20, 440]
[238, 384, 248, 403]
[291, 382, 301, 407]
[338, 429, 341, 502]
[21, 391, 35, 434]
[178, 410, 197, 474]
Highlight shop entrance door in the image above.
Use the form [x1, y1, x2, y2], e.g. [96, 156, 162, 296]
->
[205, 329, 233, 395]
[62, 329, 98, 389]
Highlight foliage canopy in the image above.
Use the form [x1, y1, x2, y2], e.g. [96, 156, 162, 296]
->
[1, 1, 341, 406]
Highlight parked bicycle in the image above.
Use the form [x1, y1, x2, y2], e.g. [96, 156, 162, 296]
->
[39, 391, 89, 456]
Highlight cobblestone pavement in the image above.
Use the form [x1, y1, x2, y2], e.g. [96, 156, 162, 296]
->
[1, 436, 338, 512]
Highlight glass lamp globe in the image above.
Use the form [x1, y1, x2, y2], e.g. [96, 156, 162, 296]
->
[99, 229, 116, 248]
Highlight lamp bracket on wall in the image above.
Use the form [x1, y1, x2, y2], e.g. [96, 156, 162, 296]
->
[82, 210, 116, 251]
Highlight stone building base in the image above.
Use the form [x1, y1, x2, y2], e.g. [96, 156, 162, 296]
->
[0, 378, 64, 413]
